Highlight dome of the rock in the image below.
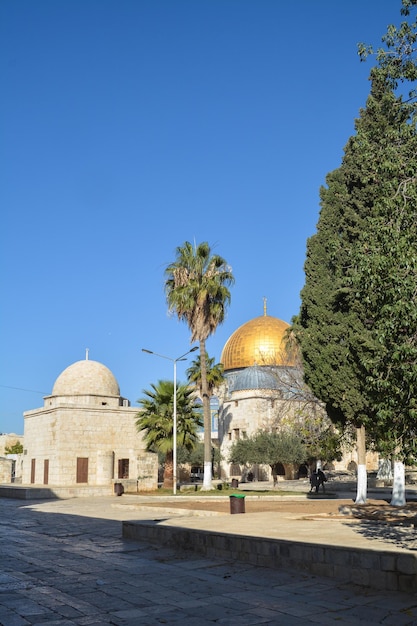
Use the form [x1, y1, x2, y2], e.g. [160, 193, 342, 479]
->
[221, 314, 293, 371]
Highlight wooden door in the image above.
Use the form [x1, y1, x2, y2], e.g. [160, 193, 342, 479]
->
[43, 459, 49, 485]
[76, 457, 88, 483]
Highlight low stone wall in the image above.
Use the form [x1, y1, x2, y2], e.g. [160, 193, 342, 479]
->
[0, 485, 113, 499]
[122, 520, 417, 594]
[0, 486, 55, 499]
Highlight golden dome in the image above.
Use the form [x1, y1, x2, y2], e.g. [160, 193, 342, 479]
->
[221, 314, 292, 371]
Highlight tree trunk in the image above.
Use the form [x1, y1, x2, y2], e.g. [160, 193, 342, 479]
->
[163, 451, 174, 490]
[390, 459, 406, 506]
[200, 339, 213, 490]
[355, 424, 367, 504]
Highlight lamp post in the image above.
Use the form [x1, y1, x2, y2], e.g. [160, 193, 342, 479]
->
[142, 346, 198, 495]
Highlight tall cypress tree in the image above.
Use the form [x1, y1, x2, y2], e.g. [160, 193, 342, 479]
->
[294, 0, 417, 504]
[351, 19, 417, 504]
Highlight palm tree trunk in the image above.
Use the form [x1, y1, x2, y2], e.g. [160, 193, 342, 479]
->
[163, 450, 174, 490]
[200, 338, 213, 490]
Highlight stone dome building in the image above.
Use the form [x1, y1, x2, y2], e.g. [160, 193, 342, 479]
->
[217, 304, 378, 482]
[22, 355, 157, 494]
[217, 304, 301, 481]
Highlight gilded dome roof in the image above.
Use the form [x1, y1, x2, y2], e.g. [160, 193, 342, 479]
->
[52, 359, 120, 397]
[221, 314, 292, 371]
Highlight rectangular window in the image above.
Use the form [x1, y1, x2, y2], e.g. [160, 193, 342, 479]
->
[118, 458, 129, 479]
[30, 459, 36, 484]
[233, 429, 240, 440]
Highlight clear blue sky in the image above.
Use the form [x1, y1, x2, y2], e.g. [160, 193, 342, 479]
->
[0, 0, 403, 434]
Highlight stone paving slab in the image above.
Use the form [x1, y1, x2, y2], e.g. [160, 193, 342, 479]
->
[0, 496, 416, 625]
[122, 506, 417, 593]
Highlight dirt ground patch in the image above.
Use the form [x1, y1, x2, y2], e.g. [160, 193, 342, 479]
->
[135, 497, 417, 525]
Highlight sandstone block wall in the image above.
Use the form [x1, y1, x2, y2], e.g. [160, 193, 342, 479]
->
[22, 401, 157, 489]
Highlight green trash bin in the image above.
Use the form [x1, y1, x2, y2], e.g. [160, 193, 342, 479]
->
[229, 494, 245, 514]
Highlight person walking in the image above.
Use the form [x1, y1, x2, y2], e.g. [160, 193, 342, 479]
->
[316, 468, 327, 493]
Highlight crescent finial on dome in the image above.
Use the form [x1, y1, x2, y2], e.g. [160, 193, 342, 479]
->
[263, 297, 267, 316]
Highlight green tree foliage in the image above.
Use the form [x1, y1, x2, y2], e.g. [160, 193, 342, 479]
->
[351, 4, 417, 461]
[165, 241, 234, 489]
[358, 0, 417, 91]
[293, 156, 374, 432]
[177, 442, 222, 478]
[5, 441, 23, 454]
[186, 352, 224, 399]
[281, 409, 346, 466]
[294, 1, 417, 464]
[264, 338, 347, 465]
[229, 431, 306, 473]
[136, 379, 203, 489]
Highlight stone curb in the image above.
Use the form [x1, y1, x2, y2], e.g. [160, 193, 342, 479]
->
[122, 519, 417, 594]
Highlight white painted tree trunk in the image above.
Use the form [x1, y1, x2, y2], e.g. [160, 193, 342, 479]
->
[390, 460, 406, 506]
[202, 461, 213, 491]
[355, 464, 367, 504]
[355, 425, 367, 504]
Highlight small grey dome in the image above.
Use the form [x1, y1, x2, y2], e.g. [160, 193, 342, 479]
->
[232, 366, 280, 391]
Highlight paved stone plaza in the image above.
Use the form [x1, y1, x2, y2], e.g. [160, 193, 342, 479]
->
[0, 495, 416, 625]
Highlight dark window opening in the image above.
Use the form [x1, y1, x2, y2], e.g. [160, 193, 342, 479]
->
[118, 458, 129, 479]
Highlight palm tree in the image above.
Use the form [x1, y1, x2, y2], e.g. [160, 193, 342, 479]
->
[186, 353, 225, 399]
[136, 379, 203, 489]
[165, 241, 234, 490]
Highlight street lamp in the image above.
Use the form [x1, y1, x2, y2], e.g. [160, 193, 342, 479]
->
[141, 345, 198, 494]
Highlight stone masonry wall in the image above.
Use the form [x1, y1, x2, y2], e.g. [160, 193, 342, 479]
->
[22, 403, 157, 488]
